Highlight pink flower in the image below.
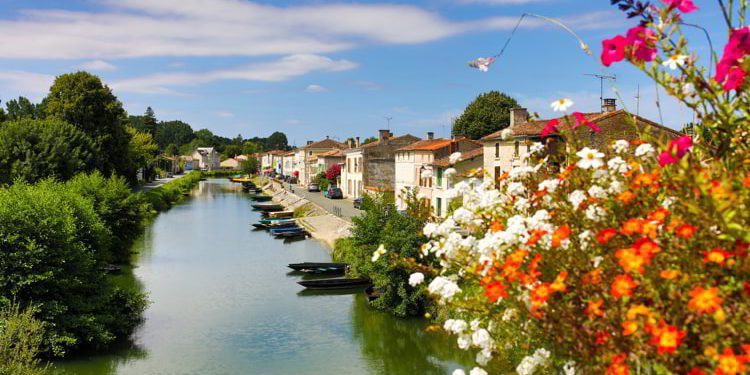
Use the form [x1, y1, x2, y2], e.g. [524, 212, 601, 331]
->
[626, 27, 657, 63]
[715, 27, 750, 91]
[658, 135, 693, 166]
[601, 35, 628, 67]
[663, 0, 698, 13]
[572, 112, 602, 133]
[541, 119, 559, 137]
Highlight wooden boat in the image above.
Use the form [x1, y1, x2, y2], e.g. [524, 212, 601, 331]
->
[231, 177, 254, 183]
[252, 223, 269, 229]
[287, 262, 348, 271]
[297, 278, 371, 290]
[269, 226, 305, 234]
[299, 266, 345, 274]
[258, 218, 295, 224]
[265, 211, 294, 218]
[252, 196, 272, 202]
[266, 221, 298, 229]
[274, 231, 309, 238]
[251, 203, 284, 211]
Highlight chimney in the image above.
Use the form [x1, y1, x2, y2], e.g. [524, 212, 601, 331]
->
[603, 98, 617, 113]
[355, 136, 361, 148]
[378, 129, 390, 141]
[306, 140, 313, 145]
[427, 132, 434, 140]
[510, 108, 528, 128]
[326, 135, 330, 139]
[347, 139, 353, 148]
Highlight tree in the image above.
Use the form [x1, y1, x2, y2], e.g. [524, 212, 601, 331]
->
[142, 107, 157, 138]
[242, 141, 263, 155]
[223, 144, 243, 158]
[265, 131, 289, 150]
[154, 120, 194, 149]
[164, 143, 179, 157]
[452, 91, 519, 140]
[193, 128, 215, 146]
[5, 97, 42, 121]
[43, 71, 133, 180]
[126, 127, 158, 174]
[0, 119, 97, 185]
[240, 158, 259, 175]
[362, 137, 378, 145]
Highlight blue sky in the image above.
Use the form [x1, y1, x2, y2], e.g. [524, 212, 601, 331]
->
[0, 0, 725, 145]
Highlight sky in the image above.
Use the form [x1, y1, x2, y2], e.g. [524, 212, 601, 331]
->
[0, 0, 727, 145]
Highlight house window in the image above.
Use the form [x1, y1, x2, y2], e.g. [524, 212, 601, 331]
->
[514, 141, 520, 158]
[495, 143, 500, 158]
[436, 197, 442, 217]
[436, 168, 443, 187]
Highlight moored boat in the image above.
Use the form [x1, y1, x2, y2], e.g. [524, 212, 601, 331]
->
[287, 262, 348, 271]
[297, 278, 371, 290]
[274, 231, 309, 238]
[265, 211, 294, 218]
[251, 203, 284, 211]
[252, 195, 272, 202]
[269, 226, 305, 234]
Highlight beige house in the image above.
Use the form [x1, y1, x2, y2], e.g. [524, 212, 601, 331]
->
[220, 157, 241, 170]
[341, 130, 420, 199]
[280, 151, 296, 178]
[430, 148, 484, 217]
[394, 134, 481, 210]
[316, 149, 345, 177]
[480, 104, 682, 186]
[191, 147, 220, 171]
[299, 137, 348, 186]
[260, 150, 286, 175]
[293, 148, 306, 183]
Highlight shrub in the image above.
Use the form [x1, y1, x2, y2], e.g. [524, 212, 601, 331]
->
[142, 171, 202, 212]
[0, 304, 48, 375]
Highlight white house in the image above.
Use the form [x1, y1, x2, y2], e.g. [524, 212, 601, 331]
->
[191, 147, 220, 171]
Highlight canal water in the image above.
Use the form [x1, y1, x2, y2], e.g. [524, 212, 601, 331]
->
[54, 179, 474, 375]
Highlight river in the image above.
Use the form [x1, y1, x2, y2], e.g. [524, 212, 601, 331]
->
[54, 179, 475, 375]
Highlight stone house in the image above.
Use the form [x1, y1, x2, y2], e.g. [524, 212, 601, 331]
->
[341, 130, 421, 199]
[430, 148, 484, 217]
[480, 103, 683, 186]
[394, 134, 482, 210]
[191, 147, 220, 171]
[299, 137, 349, 186]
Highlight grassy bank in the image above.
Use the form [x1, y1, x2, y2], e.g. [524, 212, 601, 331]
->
[141, 172, 203, 212]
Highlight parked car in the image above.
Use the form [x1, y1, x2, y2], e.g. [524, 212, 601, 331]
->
[326, 187, 343, 199]
[353, 197, 363, 209]
[308, 183, 320, 192]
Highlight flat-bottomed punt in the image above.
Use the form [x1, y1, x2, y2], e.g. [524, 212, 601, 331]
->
[252, 195, 272, 202]
[264, 211, 294, 218]
[251, 203, 284, 211]
[287, 262, 348, 271]
[297, 278, 371, 290]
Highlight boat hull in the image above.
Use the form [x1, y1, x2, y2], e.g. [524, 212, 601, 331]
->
[297, 278, 371, 290]
[287, 262, 348, 271]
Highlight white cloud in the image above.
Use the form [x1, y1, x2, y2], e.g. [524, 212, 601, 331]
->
[109, 54, 356, 94]
[0, 1, 617, 60]
[305, 84, 327, 93]
[351, 80, 383, 91]
[77, 59, 117, 71]
[0, 70, 55, 99]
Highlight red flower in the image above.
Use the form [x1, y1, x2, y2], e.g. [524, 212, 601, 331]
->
[663, 0, 698, 13]
[541, 118, 560, 137]
[686, 369, 705, 375]
[572, 112, 602, 132]
[716, 27, 750, 92]
[703, 248, 731, 265]
[605, 354, 630, 375]
[648, 321, 686, 354]
[626, 26, 657, 63]
[484, 281, 508, 302]
[597, 228, 618, 244]
[611, 274, 637, 298]
[551, 224, 571, 248]
[675, 224, 698, 238]
[658, 135, 693, 166]
[602, 35, 628, 67]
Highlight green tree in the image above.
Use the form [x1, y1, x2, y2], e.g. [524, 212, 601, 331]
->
[362, 136, 378, 145]
[240, 158, 259, 175]
[5, 97, 42, 121]
[154, 120, 195, 149]
[0, 119, 97, 185]
[242, 141, 263, 155]
[452, 91, 519, 140]
[0, 304, 48, 375]
[126, 127, 158, 172]
[164, 143, 179, 157]
[265, 131, 288, 150]
[142, 107, 157, 138]
[194, 128, 215, 146]
[223, 144, 243, 158]
[43, 71, 133, 180]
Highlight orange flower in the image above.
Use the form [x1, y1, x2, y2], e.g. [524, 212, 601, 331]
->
[611, 274, 637, 299]
[595, 330, 610, 344]
[484, 281, 508, 303]
[531, 284, 552, 308]
[583, 268, 603, 285]
[703, 248, 731, 265]
[716, 348, 748, 375]
[597, 228, 618, 244]
[675, 224, 698, 239]
[615, 248, 648, 274]
[586, 299, 605, 317]
[688, 286, 723, 314]
[621, 218, 645, 235]
[617, 191, 637, 204]
[550, 271, 568, 292]
[605, 354, 630, 375]
[490, 221, 504, 233]
[659, 269, 680, 280]
[526, 229, 547, 246]
[626, 304, 651, 320]
[743, 176, 750, 188]
[631, 172, 660, 189]
[647, 207, 670, 223]
[551, 225, 571, 248]
[622, 320, 639, 336]
[710, 180, 732, 200]
[648, 321, 686, 354]
[634, 237, 661, 257]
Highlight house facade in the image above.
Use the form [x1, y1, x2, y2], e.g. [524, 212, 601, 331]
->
[341, 130, 421, 199]
[191, 147, 220, 171]
[299, 137, 348, 186]
[316, 149, 345, 178]
[280, 151, 296, 178]
[480, 104, 683, 186]
[394, 134, 481, 210]
[430, 148, 484, 217]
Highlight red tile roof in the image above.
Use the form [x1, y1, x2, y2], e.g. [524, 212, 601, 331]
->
[359, 134, 417, 149]
[431, 148, 484, 167]
[302, 138, 349, 150]
[396, 139, 453, 152]
[317, 149, 344, 158]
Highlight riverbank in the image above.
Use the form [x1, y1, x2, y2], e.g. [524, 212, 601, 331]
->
[262, 178, 351, 249]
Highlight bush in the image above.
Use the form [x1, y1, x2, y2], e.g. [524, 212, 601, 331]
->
[0, 181, 146, 356]
[0, 304, 48, 375]
[142, 171, 202, 212]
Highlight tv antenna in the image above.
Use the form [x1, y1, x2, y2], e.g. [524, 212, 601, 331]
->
[384, 116, 393, 130]
[585, 73, 616, 112]
[635, 84, 641, 116]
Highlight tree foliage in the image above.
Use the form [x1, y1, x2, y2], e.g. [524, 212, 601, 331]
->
[265, 131, 289, 150]
[240, 158, 259, 175]
[154, 120, 195, 150]
[0, 119, 97, 185]
[0, 304, 48, 375]
[452, 91, 519, 140]
[5, 97, 42, 122]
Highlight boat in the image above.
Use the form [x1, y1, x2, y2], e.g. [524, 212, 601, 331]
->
[274, 231, 309, 239]
[266, 221, 299, 229]
[299, 266, 345, 274]
[251, 203, 284, 211]
[269, 226, 305, 234]
[265, 211, 294, 218]
[287, 262, 348, 271]
[297, 278, 371, 290]
[252, 196, 272, 202]
[258, 218, 295, 224]
[231, 177, 254, 183]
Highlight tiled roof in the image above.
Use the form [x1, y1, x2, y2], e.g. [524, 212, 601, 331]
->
[359, 134, 417, 149]
[431, 148, 484, 167]
[481, 110, 682, 140]
[266, 150, 287, 156]
[317, 149, 344, 158]
[396, 139, 453, 152]
[302, 138, 349, 150]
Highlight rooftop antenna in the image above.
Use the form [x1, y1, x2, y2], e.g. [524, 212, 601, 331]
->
[635, 84, 641, 117]
[585, 73, 616, 112]
[384, 116, 393, 131]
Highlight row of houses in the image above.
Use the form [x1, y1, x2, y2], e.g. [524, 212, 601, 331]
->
[258, 102, 682, 217]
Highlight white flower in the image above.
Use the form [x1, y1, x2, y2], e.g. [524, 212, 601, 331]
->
[428, 276, 461, 301]
[449, 152, 462, 164]
[662, 54, 689, 70]
[563, 361, 577, 375]
[444, 319, 468, 335]
[444, 168, 457, 178]
[587, 185, 607, 199]
[575, 147, 605, 169]
[457, 334, 471, 350]
[551, 98, 574, 112]
[682, 83, 696, 96]
[538, 179, 560, 193]
[516, 348, 551, 375]
[607, 156, 629, 174]
[452, 207, 475, 225]
[423, 223, 438, 237]
[371, 244, 387, 262]
[408, 272, 424, 287]
[529, 142, 544, 155]
[470, 367, 488, 375]
[507, 182, 526, 196]
[585, 205, 606, 221]
[501, 308, 517, 321]
[662, 196, 676, 209]
[635, 143, 655, 157]
[613, 140, 630, 153]
[452, 370, 466, 375]
[471, 328, 492, 350]
[592, 256, 603, 267]
[579, 230, 593, 247]
[476, 349, 492, 366]
[568, 190, 586, 209]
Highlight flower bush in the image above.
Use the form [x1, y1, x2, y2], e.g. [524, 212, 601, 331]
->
[410, 1, 750, 373]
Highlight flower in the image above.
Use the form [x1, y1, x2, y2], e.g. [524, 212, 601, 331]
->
[572, 112, 602, 132]
[597, 228, 618, 244]
[586, 299, 605, 317]
[452, 370, 466, 375]
[606, 354, 629, 375]
[551, 98, 574, 112]
[658, 135, 693, 166]
[483, 281, 508, 302]
[468, 57, 496, 72]
[675, 224, 697, 238]
[611, 274, 637, 298]
[626, 26, 658, 63]
[662, 54, 689, 70]
[444, 168, 457, 178]
[576, 147, 605, 169]
[664, 0, 699, 13]
[541, 119, 560, 137]
[688, 286, 723, 314]
[371, 244, 387, 262]
[516, 349, 550, 375]
[715, 27, 750, 92]
[529, 142, 544, 155]
[444, 319, 468, 334]
[551, 225, 571, 248]
[428, 276, 462, 301]
[602, 35, 628, 66]
[716, 348, 748, 375]
[648, 322, 686, 354]
[408, 272, 425, 287]
[449, 152, 462, 164]
[469, 368, 488, 375]
[703, 248, 731, 265]
[660, 269, 680, 279]
[634, 143, 655, 157]
[568, 190, 587, 209]
[613, 140, 630, 153]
